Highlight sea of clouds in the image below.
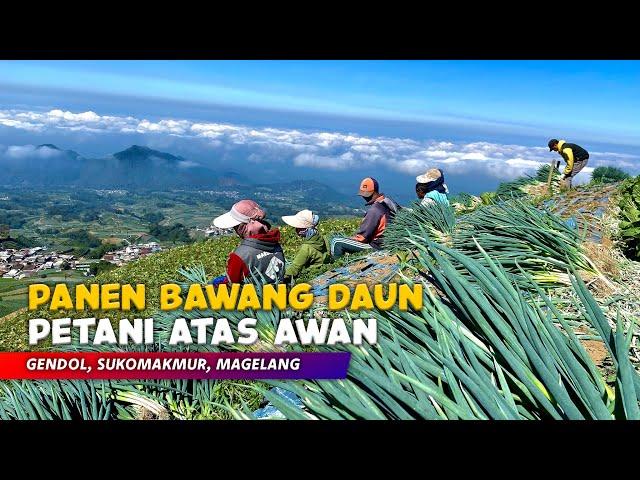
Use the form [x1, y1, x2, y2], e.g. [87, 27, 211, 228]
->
[2, 108, 638, 183]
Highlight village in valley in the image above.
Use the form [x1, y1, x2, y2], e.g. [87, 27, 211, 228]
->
[0, 247, 89, 280]
[0, 224, 231, 280]
[100, 242, 163, 267]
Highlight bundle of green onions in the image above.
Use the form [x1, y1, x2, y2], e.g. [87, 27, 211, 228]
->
[495, 164, 560, 199]
[451, 198, 598, 286]
[384, 200, 457, 250]
[385, 197, 601, 288]
[0, 379, 115, 420]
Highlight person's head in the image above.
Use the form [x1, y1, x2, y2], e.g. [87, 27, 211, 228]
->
[212, 199, 269, 238]
[357, 177, 381, 204]
[415, 183, 429, 199]
[415, 168, 445, 197]
[548, 139, 560, 152]
[281, 209, 320, 238]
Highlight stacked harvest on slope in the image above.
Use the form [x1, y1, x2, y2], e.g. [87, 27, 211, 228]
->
[385, 197, 601, 288]
[224, 239, 639, 420]
[495, 164, 561, 199]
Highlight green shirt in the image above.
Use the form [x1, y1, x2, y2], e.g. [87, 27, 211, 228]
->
[285, 233, 330, 278]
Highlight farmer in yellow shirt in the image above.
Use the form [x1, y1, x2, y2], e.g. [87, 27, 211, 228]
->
[548, 139, 590, 190]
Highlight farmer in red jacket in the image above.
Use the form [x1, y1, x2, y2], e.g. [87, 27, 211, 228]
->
[211, 199, 286, 284]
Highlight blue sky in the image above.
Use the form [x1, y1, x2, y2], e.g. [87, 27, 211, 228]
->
[1, 60, 639, 142]
[0, 60, 638, 196]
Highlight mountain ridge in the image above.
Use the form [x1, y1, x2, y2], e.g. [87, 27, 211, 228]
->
[0, 144, 349, 203]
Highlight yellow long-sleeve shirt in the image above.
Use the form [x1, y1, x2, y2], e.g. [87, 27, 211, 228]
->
[556, 140, 575, 175]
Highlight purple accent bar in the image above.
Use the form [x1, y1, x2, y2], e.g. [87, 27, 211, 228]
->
[0, 351, 351, 380]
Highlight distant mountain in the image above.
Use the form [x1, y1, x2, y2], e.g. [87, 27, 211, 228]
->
[1, 144, 82, 186]
[0, 145, 352, 209]
[113, 145, 181, 164]
[36, 143, 60, 150]
[36, 144, 81, 159]
[218, 170, 250, 187]
[0, 144, 226, 189]
[82, 145, 221, 189]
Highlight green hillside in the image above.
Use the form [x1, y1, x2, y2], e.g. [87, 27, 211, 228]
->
[0, 217, 361, 350]
[95, 217, 360, 311]
[1, 172, 640, 420]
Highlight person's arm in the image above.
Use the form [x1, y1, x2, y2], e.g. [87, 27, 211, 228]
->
[353, 208, 382, 243]
[562, 148, 574, 176]
[285, 245, 310, 278]
[226, 252, 249, 283]
[421, 196, 435, 206]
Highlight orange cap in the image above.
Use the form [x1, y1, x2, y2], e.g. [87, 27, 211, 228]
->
[357, 177, 379, 196]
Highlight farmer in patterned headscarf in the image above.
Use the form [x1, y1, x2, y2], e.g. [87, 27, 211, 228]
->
[415, 168, 450, 206]
[211, 199, 286, 284]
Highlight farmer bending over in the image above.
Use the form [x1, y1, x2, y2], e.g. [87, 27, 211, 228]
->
[548, 138, 590, 190]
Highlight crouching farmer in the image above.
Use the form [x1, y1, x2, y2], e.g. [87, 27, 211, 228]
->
[281, 209, 329, 281]
[415, 168, 450, 206]
[330, 177, 400, 258]
[211, 199, 286, 284]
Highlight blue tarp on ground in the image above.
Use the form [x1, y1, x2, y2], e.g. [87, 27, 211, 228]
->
[565, 217, 577, 230]
[253, 387, 305, 419]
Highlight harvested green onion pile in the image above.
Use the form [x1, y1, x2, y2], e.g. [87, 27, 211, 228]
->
[451, 198, 598, 286]
[230, 239, 639, 420]
[385, 200, 457, 250]
[495, 164, 560, 199]
[385, 197, 600, 288]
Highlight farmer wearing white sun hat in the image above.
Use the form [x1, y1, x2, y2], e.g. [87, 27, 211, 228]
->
[281, 209, 329, 280]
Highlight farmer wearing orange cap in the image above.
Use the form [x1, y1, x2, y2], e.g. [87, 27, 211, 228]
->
[330, 177, 400, 258]
[211, 199, 286, 284]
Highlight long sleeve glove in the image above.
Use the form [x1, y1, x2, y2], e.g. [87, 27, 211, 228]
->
[562, 148, 575, 175]
[209, 275, 227, 286]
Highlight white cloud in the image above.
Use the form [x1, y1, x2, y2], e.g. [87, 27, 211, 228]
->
[1, 108, 639, 181]
[137, 119, 191, 135]
[0, 117, 44, 131]
[505, 158, 545, 168]
[423, 149, 449, 158]
[396, 159, 430, 174]
[177, 160, 200, 168]
[49, 109, 102, 123]
[461, 152, 489, 161]
[3, 144, 62, 159]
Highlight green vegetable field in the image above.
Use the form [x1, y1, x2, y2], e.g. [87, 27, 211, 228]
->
[618, 176, 640, 259]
